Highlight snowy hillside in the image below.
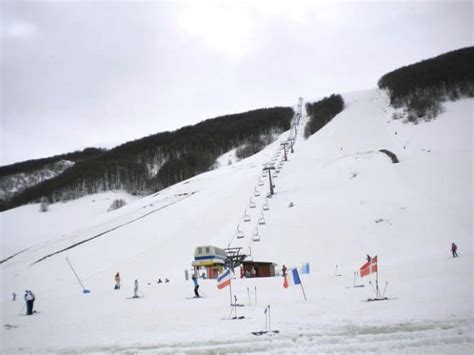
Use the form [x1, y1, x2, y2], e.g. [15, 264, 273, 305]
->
[0, 160, 74, 201]
[1, 89, 472, 353]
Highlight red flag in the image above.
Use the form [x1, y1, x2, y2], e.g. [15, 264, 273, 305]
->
[360, 255, 378, 277]
[370, 256, 378, 274]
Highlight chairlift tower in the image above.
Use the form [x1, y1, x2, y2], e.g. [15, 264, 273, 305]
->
[263, 165, 276, 196]
[280, 142, 289, 161]
[288, 138, 295, 153]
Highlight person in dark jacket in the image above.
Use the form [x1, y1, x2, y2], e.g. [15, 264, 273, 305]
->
[24, 290, 35, 315]
[451, 242, 459, 257]
[114, 272, 121, 290]
[192, 274, 200, 297]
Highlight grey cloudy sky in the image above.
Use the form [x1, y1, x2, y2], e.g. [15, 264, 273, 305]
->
[1, 0, 472, 165]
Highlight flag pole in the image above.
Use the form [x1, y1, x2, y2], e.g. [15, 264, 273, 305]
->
[229, 278, 233, 306]
[375, 258, 380, 298]
[299, 279, 307, 301]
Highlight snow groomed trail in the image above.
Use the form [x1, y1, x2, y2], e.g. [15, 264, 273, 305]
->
[1, 89, 472, 354]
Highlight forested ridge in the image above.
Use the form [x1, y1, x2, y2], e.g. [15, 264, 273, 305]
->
[378, 46, 473, 122]
[0, 107, 293, 211]
[304, 94, 344, 138]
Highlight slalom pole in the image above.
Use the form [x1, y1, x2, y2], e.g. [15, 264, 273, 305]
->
[247, 287, 252, 305]
[299, 282, 308, 301]
[382, 281, 388, 298]
[66, 257, 90, 294]
[368, 281, 376, 296]
[268, 305, 272, 331]
[265, 307, 268, 331]
[376, 265, 380, 298]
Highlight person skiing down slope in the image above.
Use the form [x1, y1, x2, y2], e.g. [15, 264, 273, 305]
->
[451, 242, 459, 257]
[192, 274, 200, 298]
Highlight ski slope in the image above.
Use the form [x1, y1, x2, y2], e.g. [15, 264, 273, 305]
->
[1, 89, 472, 354]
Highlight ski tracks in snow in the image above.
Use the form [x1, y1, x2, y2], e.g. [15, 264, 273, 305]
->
[53, 318, 472, 354]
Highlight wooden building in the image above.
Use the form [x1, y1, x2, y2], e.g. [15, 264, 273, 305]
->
[240, 260, 277, 278]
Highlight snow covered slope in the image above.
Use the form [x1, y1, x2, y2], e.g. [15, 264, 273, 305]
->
[1, 89, 472, 354]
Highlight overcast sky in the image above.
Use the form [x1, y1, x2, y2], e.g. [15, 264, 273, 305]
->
[1, 0, 472, 165]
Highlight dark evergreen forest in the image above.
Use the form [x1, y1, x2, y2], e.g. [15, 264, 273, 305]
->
[378, 46, 474, 121]
[0, 107, 293, 211]
[304, 94, 344, 138]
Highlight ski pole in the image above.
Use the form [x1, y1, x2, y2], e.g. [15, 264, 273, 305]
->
[264, 307, 268, 331]
[368, 281, 376, 295]
[268, 305, 271, 331]
[382, 281, 388, 298]
[19, 303, 25, 315]
[228, 305, 235, 319]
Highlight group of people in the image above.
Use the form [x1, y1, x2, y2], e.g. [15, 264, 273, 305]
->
[15, 243, 461, 315]
[115, 272, 140, 298]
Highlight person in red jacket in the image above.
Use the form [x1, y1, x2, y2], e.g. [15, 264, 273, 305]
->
[451, 242, 458, 257]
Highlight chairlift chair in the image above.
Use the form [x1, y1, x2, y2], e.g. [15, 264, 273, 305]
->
[236, 225, 244, 239]
[243, 210, 251, 222]
[258, 213, 266, 225]
[249, 197, 256, 209]
[259, 179, 264, 187]
[252, 227, 260, 242]
[254, 188, 261, 197]
[263, 200, 270, 211]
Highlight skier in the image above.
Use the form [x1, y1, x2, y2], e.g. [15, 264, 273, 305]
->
[114, 272, 121, 290]
[366, 255, 372, 262]
[192, 273, 200, 298]
[451, 242, 458, 257]
[24, 290, 35, 315]
[282, 265, 287, 277]
[12, 292, 16, 301]
[133, 279, 139, 298]
[165, 278, 170, 283]
[157, 278, 162, 284]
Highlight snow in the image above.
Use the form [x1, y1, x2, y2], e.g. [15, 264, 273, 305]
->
[1, 89, 472, 354]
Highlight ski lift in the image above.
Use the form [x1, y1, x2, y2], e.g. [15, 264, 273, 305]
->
[243, 210, 251, 222]
[236, 225, 244, 239]
[263, 199, 270, 211]
[249, 197, 256, 209]
[252, 227, 260, 242]
[258, 213, 266, 225]
[258, 178, 264, 187]
[254, 188, 261, 197]
[262, 172, 268, 178]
